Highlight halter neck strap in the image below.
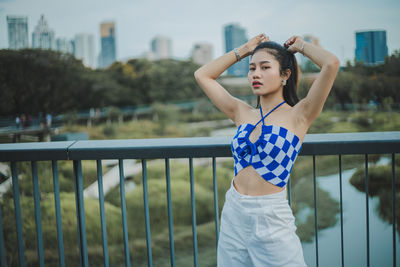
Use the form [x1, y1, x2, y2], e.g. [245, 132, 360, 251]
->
[256, 100, 286, 126]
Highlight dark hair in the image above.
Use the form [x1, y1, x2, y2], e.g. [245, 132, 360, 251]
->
[251, 41, 300, 107]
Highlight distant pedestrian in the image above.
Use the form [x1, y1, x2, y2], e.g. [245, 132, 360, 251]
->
[20, 114, 26, 129]
[46, 113, 52, 128]
[15, 116, 21, 129]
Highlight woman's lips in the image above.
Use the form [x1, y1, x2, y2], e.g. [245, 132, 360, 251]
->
[252, 81, 262, 88]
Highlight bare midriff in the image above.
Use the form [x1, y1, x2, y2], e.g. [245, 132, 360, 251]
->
[233, 166, 286, 196]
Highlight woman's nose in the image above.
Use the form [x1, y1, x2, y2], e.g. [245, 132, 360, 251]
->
[252, 69, 261, 78]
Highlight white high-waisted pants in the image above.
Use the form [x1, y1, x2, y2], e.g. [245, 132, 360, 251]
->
[217, 179, 307, 267]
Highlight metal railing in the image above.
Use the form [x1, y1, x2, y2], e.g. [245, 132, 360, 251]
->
[0, 131, 399, 267]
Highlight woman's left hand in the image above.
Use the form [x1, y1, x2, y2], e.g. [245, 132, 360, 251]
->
[283, 36, 305, 54]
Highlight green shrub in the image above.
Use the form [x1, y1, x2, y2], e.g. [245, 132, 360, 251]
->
[102, 124, 116, 137]
[2, 192, 123, 266]
[125, 179, 214, 239]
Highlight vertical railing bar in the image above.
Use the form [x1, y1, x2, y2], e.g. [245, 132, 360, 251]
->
[365, 154, 370, 267]
[339, 155, 344, 267]
[142, 159, 153, 267]
[165, 158, 176, 267]
[52, 160, 65, 267]
[31, 161, 44, 267]
[0, 202, 7, 267]
[189, 158, 199, 267]
[96, 160, 109, 267]
[73, 161, 83, 267]
[212, 157, 219, 248]
[391, 153, 396, 267]
[313, 155, 319, 267]
[119, 159, 131, 267]
[11, 161, 25, 267]
[288, 175, 292, 207]
[73, 160, 89, 267]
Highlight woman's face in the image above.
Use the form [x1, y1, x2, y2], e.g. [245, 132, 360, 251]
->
[247, 49, 285, 96]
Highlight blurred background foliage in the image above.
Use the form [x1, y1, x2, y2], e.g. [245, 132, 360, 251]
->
[1, 49, 400, 117]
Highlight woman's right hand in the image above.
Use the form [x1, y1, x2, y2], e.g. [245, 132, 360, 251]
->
[240, 33, 269, 58]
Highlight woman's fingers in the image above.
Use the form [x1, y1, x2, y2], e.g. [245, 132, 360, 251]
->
[284, 36, 297, 46]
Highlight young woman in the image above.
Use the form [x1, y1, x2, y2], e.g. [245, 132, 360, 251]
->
[194, 33, 340, 266]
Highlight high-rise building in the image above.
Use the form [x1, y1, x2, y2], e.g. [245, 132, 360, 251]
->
[32, 15, 55, 49]
[99, 21, 117, 68]
[151, 35, 172, 60]
[191, 43, 213, 65]
[224, 23, 249, 77]
[355, 30, 388, 65]
[7, 16, 29, 49]
[70, 39, 76, 56]
[56, 37, 74, 54]
[74, 33, 95, 68]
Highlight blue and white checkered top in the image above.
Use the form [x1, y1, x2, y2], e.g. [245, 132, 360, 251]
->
[231, 100, 303, 188]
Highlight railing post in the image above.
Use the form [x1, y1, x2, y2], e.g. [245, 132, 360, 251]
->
[31, 161, 44, 267]
[73, 160, 89, 267]
[119, 159, 131, 267]
[0, 203, 6, 267]
[11, 161, 25, 267]
[391, 153, 396, 267]
[365, 154, 370, 267]
[142, 159, 153, 267]
[212, 157, 219, 249]
[189, 158, 199, 267]
[52, 160, 65, 267]
[96, 160, 109, 267]
[165, 158, 176, 267]
[338, 155, 344, 267]
[313, 155, 319, 267]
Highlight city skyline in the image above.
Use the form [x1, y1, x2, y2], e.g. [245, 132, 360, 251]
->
[1, 0, 399, 65]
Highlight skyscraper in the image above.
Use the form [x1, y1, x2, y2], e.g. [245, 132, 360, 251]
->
[56, 38, 74, 54]
[151, 35, 172, 60]
[355, 30, 388, 65]
[224, 24, 249, 77]
[7, 16, 29, 49]
[100, 21, 117, 68]
[74, 33, 95, 68]
[32, 15, 55, 50]
[191, 43, 213, 66]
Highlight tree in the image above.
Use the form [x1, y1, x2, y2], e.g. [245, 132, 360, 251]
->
[0, 49, 88, 116]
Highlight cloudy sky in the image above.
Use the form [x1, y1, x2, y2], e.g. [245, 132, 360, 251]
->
[1, 0, 399, 64]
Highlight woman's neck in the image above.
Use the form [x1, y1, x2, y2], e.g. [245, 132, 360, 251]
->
[259, 91, 285, 111]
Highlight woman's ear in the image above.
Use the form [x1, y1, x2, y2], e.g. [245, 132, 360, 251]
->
[283, 68, 291, 80]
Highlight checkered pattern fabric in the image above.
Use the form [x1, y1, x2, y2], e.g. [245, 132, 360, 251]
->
[230, 102, 302, 188]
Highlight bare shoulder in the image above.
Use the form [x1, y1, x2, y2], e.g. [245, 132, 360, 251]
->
[263, 101, 310, 143]
[232, 100, 257, 126]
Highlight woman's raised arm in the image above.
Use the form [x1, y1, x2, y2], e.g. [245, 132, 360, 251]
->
[194, 34, 268, 122]
[285, 36, 340, 125]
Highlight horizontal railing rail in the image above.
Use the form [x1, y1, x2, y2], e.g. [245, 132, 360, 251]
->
[1, 132, 400, 161]
[0, 131, 399, 267]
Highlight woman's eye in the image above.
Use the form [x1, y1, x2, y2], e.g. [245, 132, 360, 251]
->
[249, 68, 255, 71]
[262, 66, 269, 70]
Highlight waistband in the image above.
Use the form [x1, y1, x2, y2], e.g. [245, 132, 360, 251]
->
[229, 177, 287, 200]
[226, 178, 288, 212]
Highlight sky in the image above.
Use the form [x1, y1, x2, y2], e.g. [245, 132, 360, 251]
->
[1, 0, 399, 65]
